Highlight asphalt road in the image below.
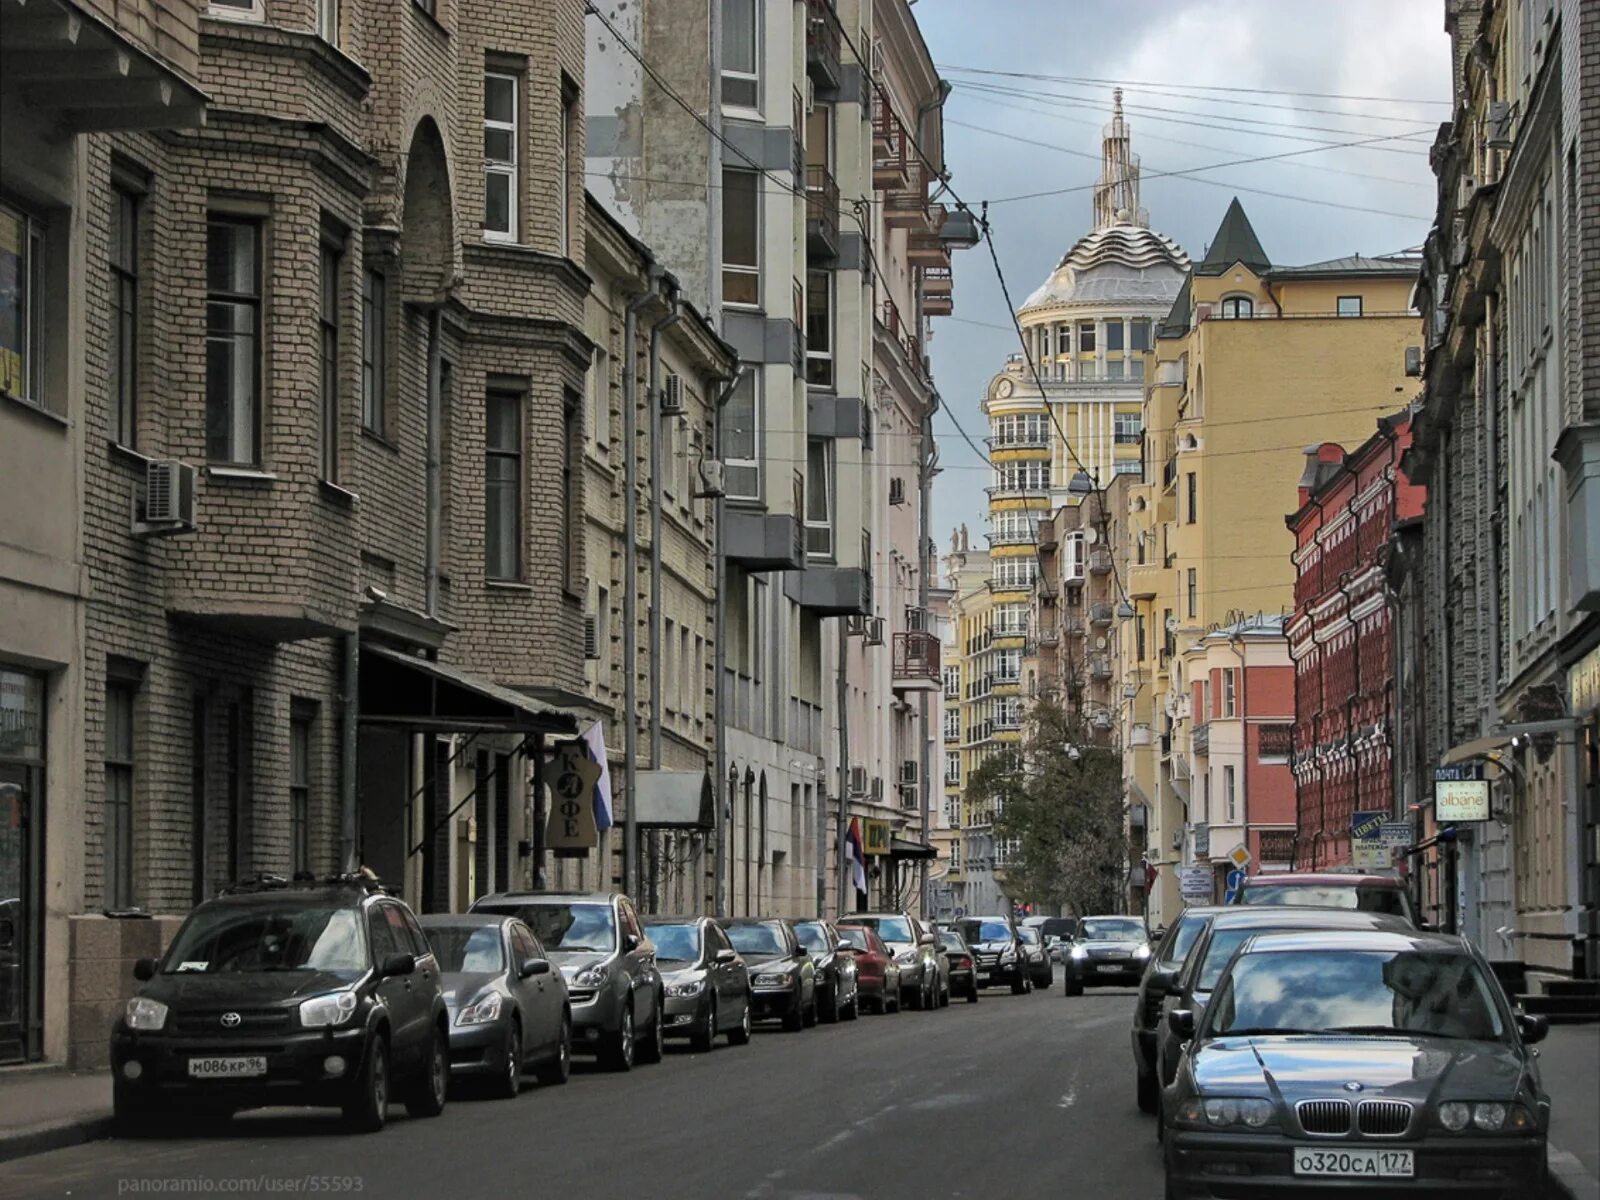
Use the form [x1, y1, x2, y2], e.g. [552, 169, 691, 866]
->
[0, 984, 1164, 1200]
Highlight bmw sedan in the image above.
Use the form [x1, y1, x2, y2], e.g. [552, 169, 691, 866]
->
[1162, 928, 1549, 1198]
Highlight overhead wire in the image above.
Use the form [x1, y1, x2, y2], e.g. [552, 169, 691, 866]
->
[932, 65, 1452, 109]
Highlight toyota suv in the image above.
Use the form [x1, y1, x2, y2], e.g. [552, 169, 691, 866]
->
[111, 874, 449, 1134]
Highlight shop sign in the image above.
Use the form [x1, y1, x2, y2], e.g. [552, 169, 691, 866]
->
[1351, 810, 1388, 869]
[1434, 765, 1489, 822]
[544, 740, 602, 855]
[1179, 867, 1213, 899]
[863, 819, 891, 856]
[1570, 645, 1600, 717]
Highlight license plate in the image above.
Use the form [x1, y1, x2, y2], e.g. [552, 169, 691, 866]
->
[1096, 963, 1122, 973]
[1293, 1148, 1413, 1178]
[187, 1056, 266, 1079]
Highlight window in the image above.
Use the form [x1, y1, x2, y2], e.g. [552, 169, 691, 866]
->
[1113, 459, 1141, 476]
[361, 270, 386, 434]
[724, 370, 760, 499]
[720, 0, 759, 110]
[318, 237, 341, 482]
[721, 169, 759, 306]
[485, 389, 523, 580]
[562, 390, 581, 590]
[1337, 295, 1363, 317]
[105, 677, 136, 908]
[1107, 359, 1125, 381]
[1105, 320, 1124, 352]
[1187, 567, 1197, 618]
[805, 439, 833, 558]
[586, 344, 609, 450]
[1136, 614, 1147, 661]
[1078, 321, 1095, 353]
[1222, 668, 1237, 717]
[1129, 358, 1145, 381]
[805, 270, 832, 387]
[945, 754, 961, 784]
[208, 0, 262, 18]
[290, 710, 311, 877]
[484, 72, 520, 242]
[1, 205, 47, 410]
[110, 188, 139, 446]
[317, 0, 338, 42]
[413, 0, 435, 15]
[205, 216, 262, 465]
[556, 92, 573, 253]
[1223, 764, 1236, 823]
[1219, 295, 1253, 319]
[1130, 319, 1151, 351]
[679, 625, 692, 715]
[1186, 471, 1197, 523]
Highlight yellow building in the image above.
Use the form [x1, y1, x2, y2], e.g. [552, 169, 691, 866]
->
[1124, 198, 1422, 923]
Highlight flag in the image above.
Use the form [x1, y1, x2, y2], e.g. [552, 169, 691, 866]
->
[845, 818, 867, 895]
[1144, 859, 1159, 891]
[581, 722, 614, 831]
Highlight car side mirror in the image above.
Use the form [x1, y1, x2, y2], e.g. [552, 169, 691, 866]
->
[520, 957, 550, 979]
[1517, 1012, 1549, 1045]
[381, 952, 416, 979]
[919, 932, 935, 946]
[1168, 1008, 1195, 1039]
[795, 944, 809, 957]
[835, 939, 852, 953]
[133, 957, 157, 982]
[715, 948, 738, 965]
[623, 933, 640, 952]
[1147, 966, 1175, 992]
[1416, 921, 1437, 933]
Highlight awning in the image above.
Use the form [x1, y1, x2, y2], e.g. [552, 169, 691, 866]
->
[632, 770, 714, 830]
[360, 644, 579, 736]
[889, 837, 937, 860]
[1440, 718, 1581, 765]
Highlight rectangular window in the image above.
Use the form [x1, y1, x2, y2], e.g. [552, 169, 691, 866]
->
[1337, 295, 1363, 317]
[484, 72, 520, 242]
[1223, 764, 1236, 822]
[679, 625, 691, 716]
[1129, 357, 1145, 381]
[1114, 412, 1142, 443]
[1130, 319, 1151, 351]
[1113, 459, 1141, 476]
[1107, 359, 1125, 381]
[361, 270, 386, 434]
[1187, 567, 1197, 618]
[805, 270, 833, 387]
[556, 92, 573, 253]
[805, 439, 834, 559]
[1078, 321, 1095, 353]
[720, 0, 759, 110]
[722, 169, 760, 307]
[1105, 320, 1124, 352]
[208, 0, 262, 18]
[562, 390, 581, 590]
[1136, 614, 1147, 661]
[110, 188, 139, 445]
[1, 206, 47, 410]
[317, 0, 338, 42]
[1186, 471, 1197, 523]
[105, 678, 136, 908]
[319, 238, 341, 482]
[290, 711, 311, 877]
[1223, 669, 1237, 717]
[485, 389, 523, 580]
[205, 216, 262, 465]
[724, 369, 760, 499]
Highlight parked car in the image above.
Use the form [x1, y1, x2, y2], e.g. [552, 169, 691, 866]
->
[793, 919, 860, 1023]
[469, 891, 663, 1071]
[718, 918, 816, 1031]
[936, 927, 979, 1003]
[111, 874, 449, 1134]
[418, 913, 570, 1098]
[1231, 871, 1420, 925]
[1130, 906, 1220, 1115]
[1061, 915, 1151, 995]
[1162, 928, 1550, 1198]
[1017, 926, 1053, 990]
[954, 915, 1031, 994]
[851, 912, 941, 1010]
[641, 915, 752, 1051]
[1151, 907, 1413, 1104]
[837, 923, 901, 1013]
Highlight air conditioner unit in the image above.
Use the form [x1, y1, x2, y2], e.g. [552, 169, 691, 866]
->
[905, 605, 928, 632]
[864, 617, 885, 646]
[695, 459, 725, 498]
[584, 615, 602, 660]
[900, 760, 919, 785]
[660, 372, 684, 416]
[849, 765, 868, 796]
[132, 459, 196, 536]
[1171, 830, 1184, 850]
[1404, 346, 1423, 378]
[846, 614, 868, 637]
[1485, 100, 1513, 150]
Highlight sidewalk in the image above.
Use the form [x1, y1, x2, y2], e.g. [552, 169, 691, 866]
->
[0, 1067, 113, 1163]
[1543, 1023, 1600, 1200]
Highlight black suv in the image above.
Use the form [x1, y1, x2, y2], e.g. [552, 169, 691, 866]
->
[111, 875, 449, 1134]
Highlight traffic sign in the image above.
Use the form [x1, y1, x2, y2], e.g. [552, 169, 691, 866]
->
[1380, 822, 1414, 849]
[1225, 844, 1252, 871]
[1223, 868, 1245, 905]
[544, 741, 602, 855]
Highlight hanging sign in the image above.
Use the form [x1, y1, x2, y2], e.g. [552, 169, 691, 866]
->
[1351, 810, 1388, 869]
[544, 740, 602, 855]
[863, 818, 891, 856]
[1434, 765, 1489, 822]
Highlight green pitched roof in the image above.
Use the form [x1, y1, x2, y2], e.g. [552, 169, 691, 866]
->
[1196, 197, 1270, 276]
[1157, 274, 1192, 338]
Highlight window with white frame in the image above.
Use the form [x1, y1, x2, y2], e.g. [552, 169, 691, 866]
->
[1, 205, 48, 411]
[992, 461, 1048, 493]
[721, 168, 759, 307]
[317, 0, 338, 42]
[804, 440, 834, 558]
[1078, 321, 1095, 352]
[805, 270, 832, 387]
[720, 0, 760, 111]
[943, 708, 961, 742]
[1219, 295, 1253, 319]
[483, 72, 520, 242]
[1223, 764, 1236, 823]
[1336, 295, 1362, 317]
[1064, 532, 1086, 580]
[995, 649, 1021, 682]
[1222, 668, 1237, 717]
[943, 666, 960, 698]
[991, 557, 1037, 589]
[724, 369, 760, 500]
[208, 0, 262, 19]
[944, 754, 961, 784]
[995, 604, 1029, 634]
[1113, 459, 1142, 476]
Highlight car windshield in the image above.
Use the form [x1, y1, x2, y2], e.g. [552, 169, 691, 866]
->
[1207, 949, 1506, 1041]
[793, 923, 831, 954]
[1197, 928, 1281, 990]
[643, 923, 700, 963]
[1080, 918, 1145, 942]
[1018, 928, 1039, 945]
[725, 924, 786, 957]
[1160, 915, 1208, 966]
[855, 916, 912, 944]
[426, 925, 505, 974]
[162, 905, 366, 976]
[939, 931, 965, 952]
[481, 902, 616, 953]
[958, 920, 1011, 944]
[1242, 884, 1409, 918]
[837, 927, 873, 952]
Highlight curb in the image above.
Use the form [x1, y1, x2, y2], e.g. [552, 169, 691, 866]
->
[0, 1114, 114, 1165]
[1550, 1144, 1600, 1200]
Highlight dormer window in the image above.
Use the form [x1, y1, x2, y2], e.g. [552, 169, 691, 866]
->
[1219, 295, 1253, 319]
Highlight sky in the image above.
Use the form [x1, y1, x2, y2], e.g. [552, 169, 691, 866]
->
[912, 0, 1453, 551]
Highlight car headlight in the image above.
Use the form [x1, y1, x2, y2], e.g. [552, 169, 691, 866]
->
[1069, 945, 1088, 960]
[895, 950, 918, 965]
[1438, 1101, 1535, 1133]
[125, 996, 169, 1032]
[300, 990, 359, 1028]
[1135, 945, 1152, 960]
[753, 972, 794, 988]
[573, 964, 610, 988]
[665, 979, 704, 998]
[1176, 1097, 1277, 1131]
[455, 991, 503, 1026]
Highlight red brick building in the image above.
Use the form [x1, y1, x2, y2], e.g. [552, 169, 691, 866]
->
[1285, 413, 1424, 869]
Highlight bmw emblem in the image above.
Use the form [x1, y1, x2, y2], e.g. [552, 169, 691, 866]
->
[1344, 1081, 1364, 1093]
[220, 1012, 242, 1028]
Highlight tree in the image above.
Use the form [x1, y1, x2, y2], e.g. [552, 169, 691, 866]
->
[967, 696, 1127, 916]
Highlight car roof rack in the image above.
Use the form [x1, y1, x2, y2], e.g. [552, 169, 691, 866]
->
[219, 870, 395, 897]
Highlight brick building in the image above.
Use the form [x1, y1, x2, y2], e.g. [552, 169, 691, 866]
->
[1286, 413, 1423, 871]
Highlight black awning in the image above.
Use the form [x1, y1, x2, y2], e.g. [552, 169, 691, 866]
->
[889, 837, 937, 860]
[360, 644, 579, 736]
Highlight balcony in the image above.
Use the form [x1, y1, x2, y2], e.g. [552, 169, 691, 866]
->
[1127, 562, 1166, 601]
[1192, 722, 1210, 756]
[1258, 723, 1295, 760]
[885, 166, 935, 235]
[1038, 628, 1059, 647]
[804, 0, 841, 94]
[924, 263, 953, 298]
[994, 709, 1022, 732]
[1089, 656, 1112, 681]
[805, 163, 840, 261]
[878, 295, 929, 383]
[1129, 723, 1153, 747]
[985, 479, 1049, 501]
[908, 220, 951, 269]
[872, 93, 910, 189]
[724, 470, 804, 572]
[987, 526, 1037, 547]
[892, 631, 942, 692]
[987, 431, 1051, 452]
[1062, 614, 1085, 637]
[1089, 602, 1113, 627]
[1089, 549, 1113, 575]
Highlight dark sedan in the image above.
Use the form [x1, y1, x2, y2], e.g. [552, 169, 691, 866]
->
[718, 918, 816, 1031]
[936, 927, 979, 1003]
[794, 919, 860, 1023]
[1062, 914, 1150, 995]
[642, 916, 752, 1051]
[1131, 906, 1219, 1115]
[1163, 929, 1549, 1198]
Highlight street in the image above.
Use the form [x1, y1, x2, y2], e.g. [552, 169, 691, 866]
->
[0, 989, 1161, 1200]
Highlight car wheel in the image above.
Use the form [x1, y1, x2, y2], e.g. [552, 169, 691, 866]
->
[887, 988, 901, 1014]
[843, 990, 860, 1021]
[802, 988, 819, 1028]
[1010, 970, 1028, 996]
[690, 1001, 716, 1053]
[404, 1025, 449, 1118]
[491, 1020, 523, 1099]
[606, 1005, 636, 1071]
[727, 997, 753, 1045]
[966, 981, 979, 1004]
[534, 1013, 572, 1086]
[637, 994, 665, 1064]
[1043, 968, 1054, 990]
[342, 1036, 389, 1133]
[1064, 973, 1083, 997]
[1136, 1065, 1159, 1115]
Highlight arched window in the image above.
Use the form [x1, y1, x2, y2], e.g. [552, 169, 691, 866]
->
[1219, 295, 1254, 319]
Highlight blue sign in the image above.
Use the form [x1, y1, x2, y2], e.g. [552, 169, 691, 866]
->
[1351, 810, 1386, 842]
[1223, 868, 1245, 904]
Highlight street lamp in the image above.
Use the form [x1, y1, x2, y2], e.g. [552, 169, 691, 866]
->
[1067, 468, 1096, 498]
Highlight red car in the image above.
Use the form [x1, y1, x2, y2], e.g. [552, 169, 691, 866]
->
[1230, 871, 1421, 926]
[836, 924, 902, 1014]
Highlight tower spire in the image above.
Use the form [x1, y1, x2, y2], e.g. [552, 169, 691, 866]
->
[1093, 87, 1146, 229]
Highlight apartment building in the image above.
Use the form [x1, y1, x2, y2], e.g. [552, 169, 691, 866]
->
[942, 528, 1000, 915]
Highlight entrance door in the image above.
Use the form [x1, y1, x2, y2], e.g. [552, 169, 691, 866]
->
[0, 667, 46, 1063]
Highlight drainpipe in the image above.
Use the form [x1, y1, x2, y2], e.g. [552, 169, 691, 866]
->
[425, 306, 443, 618]
[837, 620, 850, 919]
[341, 632, 359, 872]
[646, 289, 683, 912]
[711, 366, 745, 918]
[623, 276, 660, 900]
[1336, 567, 1359, 863]
[1226, 627, 1248, 868]
[1480, 295, 1501, 714]
[918, 393, 941, 915]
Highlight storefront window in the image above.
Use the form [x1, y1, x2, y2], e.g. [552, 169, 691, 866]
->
[0, 667, 45, 1063]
